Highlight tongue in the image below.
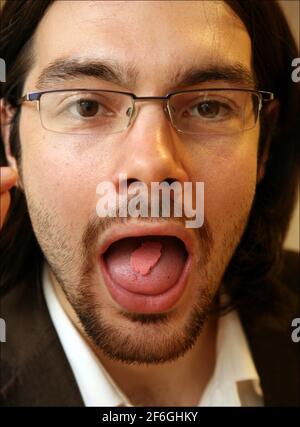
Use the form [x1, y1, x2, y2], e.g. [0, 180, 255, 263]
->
[131, 241, 163, 276]
[104, 236, 187, 295]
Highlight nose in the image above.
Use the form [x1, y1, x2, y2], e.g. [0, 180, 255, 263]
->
[112, 103, 190, 191]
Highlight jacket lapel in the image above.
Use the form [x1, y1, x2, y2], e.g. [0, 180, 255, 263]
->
[239, 272, 300, 406]
[0, 268, 84, 406]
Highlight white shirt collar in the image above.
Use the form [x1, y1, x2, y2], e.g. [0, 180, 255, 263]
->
[42, 262, 263, 407]
[199, 308, 263, 406]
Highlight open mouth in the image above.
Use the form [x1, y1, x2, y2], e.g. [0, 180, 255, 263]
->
[100, 234, 192, 314]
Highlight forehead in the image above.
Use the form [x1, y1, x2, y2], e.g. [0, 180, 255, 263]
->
[28, 0, 252, 91]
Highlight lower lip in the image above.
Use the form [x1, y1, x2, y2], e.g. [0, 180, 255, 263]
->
[99, 256, 192, 314]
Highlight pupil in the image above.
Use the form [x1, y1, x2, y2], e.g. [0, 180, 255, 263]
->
[77, 100, 99, 117]
[199, 102, 219, 117]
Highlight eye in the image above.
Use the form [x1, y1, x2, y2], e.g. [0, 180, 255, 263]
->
[189, 101, 229, 119]
[195, 101, 220, 117]
[76, 99, 100, 117]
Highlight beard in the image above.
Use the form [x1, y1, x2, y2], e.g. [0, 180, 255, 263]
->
[25, 192, 250, 366]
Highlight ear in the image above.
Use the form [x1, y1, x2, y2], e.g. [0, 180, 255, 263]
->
[0, 98, 20, 181]
[257, 99, 280, 183]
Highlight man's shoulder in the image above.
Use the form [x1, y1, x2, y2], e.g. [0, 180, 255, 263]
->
[239, 250, 300, 406]
[0, 268, 83, 406]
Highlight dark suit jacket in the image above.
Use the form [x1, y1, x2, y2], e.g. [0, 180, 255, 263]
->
[1, 251, 299, 406]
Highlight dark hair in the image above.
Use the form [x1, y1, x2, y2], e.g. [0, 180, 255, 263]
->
[0, 0, 299, 314]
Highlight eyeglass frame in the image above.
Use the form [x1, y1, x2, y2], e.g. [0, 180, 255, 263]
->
[17, 87, 275, 135]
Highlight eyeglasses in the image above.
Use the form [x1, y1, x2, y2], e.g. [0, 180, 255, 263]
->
[18, 88, 274, 137]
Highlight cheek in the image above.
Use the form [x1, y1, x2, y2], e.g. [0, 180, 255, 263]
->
[206, 154, 257, 227]
[19, 114, 115, 236]
[187, 132, 259, 236]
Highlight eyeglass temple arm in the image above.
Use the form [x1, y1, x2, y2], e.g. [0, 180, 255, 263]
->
[17, 92, 41, 105]
[260, 91, 275, 102]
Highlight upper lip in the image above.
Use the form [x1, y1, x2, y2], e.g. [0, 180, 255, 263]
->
[99, 221, 197, 259]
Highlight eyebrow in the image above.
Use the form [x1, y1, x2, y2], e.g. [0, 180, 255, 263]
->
[171, 63, 256, 89]
[35, 57, 256, 91]
[36, 58, 139, 90]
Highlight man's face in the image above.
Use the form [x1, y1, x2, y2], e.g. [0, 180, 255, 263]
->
[17, 1, 259, 364]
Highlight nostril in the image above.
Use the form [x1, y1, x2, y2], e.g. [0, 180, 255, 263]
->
[127, 178, 138, 187]
[164, 178, 177, 185]
[121, 178, 177, 190]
